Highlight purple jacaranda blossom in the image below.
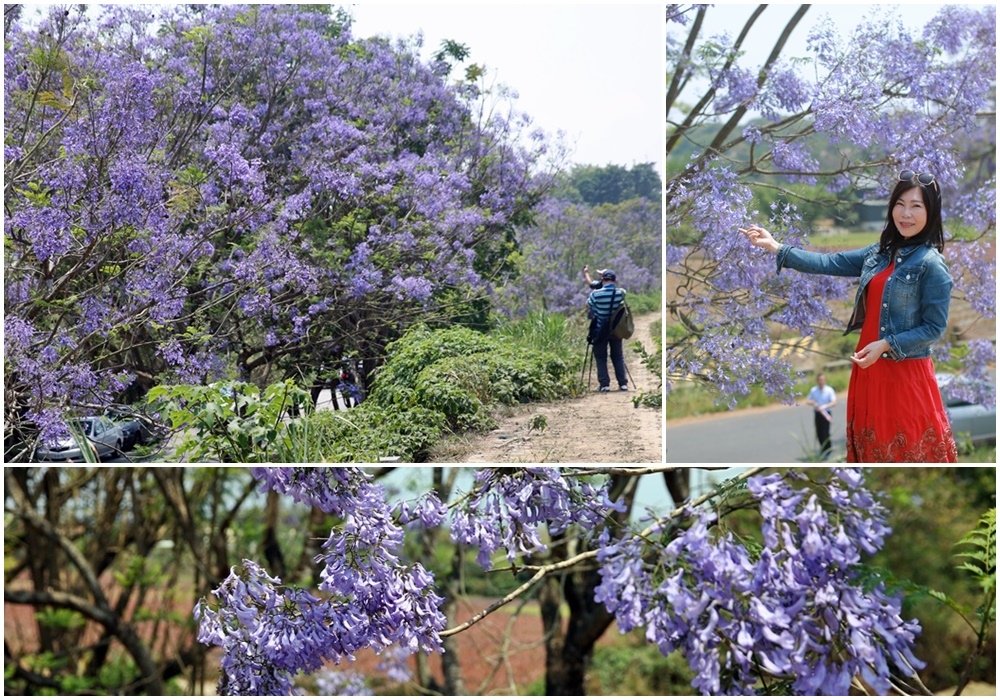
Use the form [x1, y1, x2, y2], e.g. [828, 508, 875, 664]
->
[596, 468, 924, 696]
[396, 491, 448, 530]
[502, 195, 660, 316]
[312, 669, 372, 696]
[450, 468, 625, 569]
[196, 468, 446, 696]
[5, 3, 551, 456]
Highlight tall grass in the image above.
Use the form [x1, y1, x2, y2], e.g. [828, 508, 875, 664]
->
[491, 311, 584, 356]
[624, 289, 661, 314]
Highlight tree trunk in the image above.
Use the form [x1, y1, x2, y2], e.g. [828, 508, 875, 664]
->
[539, 474, 639, 694]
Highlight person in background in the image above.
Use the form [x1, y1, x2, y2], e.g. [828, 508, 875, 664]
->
[805, 372, 837, 459]
[586, 270, 628, 392]
[582, 264, 605, 290]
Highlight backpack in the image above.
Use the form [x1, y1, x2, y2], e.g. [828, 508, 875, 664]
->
[610, 300, 634, 340]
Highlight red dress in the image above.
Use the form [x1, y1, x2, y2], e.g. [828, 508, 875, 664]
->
[846, 263, 958, 462]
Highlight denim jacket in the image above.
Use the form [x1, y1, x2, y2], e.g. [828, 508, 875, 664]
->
[776, 241, 952, 360]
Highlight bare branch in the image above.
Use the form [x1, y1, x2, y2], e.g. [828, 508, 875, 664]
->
[441, 467, 768, 636]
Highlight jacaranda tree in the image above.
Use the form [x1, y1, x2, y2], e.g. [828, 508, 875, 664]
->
[663, 4, 996, 407]
[502, 195, 662, 316]
[3, 4, 553, 460]
[190, 466, 995, 695]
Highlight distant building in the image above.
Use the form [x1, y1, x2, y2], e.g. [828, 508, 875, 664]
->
[853, 174, 887, 232]
[857, 198, 888, 231]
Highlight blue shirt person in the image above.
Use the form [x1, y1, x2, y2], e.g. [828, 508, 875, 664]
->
[586, 270, 628, 392]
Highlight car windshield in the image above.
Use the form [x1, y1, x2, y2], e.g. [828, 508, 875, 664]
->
[70, 419, 95, 437]
[943, 397, 976, 408]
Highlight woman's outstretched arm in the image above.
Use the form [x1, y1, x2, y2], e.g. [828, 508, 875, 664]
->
[739, 225, 869, 277]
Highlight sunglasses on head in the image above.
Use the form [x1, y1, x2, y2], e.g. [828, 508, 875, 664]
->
[899, 170, 936, 187]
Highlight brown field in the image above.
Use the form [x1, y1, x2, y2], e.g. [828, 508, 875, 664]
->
[5, 587, 625, 695]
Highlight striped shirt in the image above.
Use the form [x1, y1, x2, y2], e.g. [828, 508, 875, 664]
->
[587, 284, 626, 322]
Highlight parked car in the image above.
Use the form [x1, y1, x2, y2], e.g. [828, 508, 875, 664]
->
[35, 416, 124, 462]
[937, 373, 996, 445]
[104, 405, 155, 450]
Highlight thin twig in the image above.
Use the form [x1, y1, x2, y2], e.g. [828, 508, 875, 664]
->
[441, 467, 768, 636]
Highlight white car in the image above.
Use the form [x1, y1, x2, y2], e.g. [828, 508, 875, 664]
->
[35, 416, 125, 462]
[937, 373, 997, 445]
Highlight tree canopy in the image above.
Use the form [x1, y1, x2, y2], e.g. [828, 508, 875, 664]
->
[4, 4, 556, 458]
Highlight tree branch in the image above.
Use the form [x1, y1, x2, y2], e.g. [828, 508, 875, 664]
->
[4, 589, 164, 695]
[441, 467, 768, 636]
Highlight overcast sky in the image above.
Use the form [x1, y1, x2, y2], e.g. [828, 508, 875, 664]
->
[348, 4, 665, 170]
[350, 3, 976, 171]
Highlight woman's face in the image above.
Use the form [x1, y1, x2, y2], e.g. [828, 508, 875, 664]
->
[892, 186, 928, 238]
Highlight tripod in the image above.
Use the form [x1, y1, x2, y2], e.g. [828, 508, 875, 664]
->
[582, 338, 635, 391]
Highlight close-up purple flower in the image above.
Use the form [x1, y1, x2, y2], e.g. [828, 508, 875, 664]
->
[597, 468, 926, 695]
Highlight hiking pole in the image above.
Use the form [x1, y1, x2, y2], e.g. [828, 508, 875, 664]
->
[623, 359, 636, 390]
[587, 343, 595, 390]
[580, 342, 591, 386]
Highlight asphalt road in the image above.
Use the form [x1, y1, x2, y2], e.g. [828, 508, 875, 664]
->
[665, 396, 849, 463]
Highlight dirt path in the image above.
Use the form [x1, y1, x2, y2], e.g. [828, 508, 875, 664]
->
[438, 313, 662, 463]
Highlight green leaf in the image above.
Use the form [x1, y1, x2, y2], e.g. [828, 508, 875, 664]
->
[958, 562, 986, 577]
[35, 608, 85, 629]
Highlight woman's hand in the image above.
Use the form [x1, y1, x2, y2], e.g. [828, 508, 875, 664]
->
[851, 339, 892, 369]
[739, 225, 781, 254]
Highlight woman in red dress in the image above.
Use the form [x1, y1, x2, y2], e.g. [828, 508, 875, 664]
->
[740, 170, 957, 462]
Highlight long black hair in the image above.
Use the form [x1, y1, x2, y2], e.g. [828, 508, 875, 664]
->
[878, 173, 945, 254]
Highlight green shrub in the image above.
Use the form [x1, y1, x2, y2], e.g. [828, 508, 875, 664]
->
[624, 288, 662, 315]
[586, 637, 696, 695]
[368, 325, 496, 406]
[147, 380, 313, 462]
[303, 404, 446, 462]
[307, 317, 581, 461]
[368, 324, 575, 432]
[414, 355, 495, 431]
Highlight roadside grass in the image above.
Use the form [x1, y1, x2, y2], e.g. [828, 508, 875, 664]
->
[490, 309, 585, 357]
[624, 288, 662, 315]
[808, 230, 880, 249]
[956, 439, 996, 463]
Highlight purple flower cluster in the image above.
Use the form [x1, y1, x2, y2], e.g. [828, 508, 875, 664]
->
[596, 469, 924, 695]
[5, 3, 553, 453]
[195, 560, 339, 695]
[450, 468, 624, 569]
[503, 196, 661, 316]
[195, 468, 446, 695]
[312, 669, 372, 696]
[396, 491, 448, 531]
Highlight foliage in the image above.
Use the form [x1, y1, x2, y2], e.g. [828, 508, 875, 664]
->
[369, 325, 574, 424]
[861, 468, 997, 689]
[587, 640, 696, 695]
[3, 4, 554, 460]
[664, 4, 996, 408]
[3, 467, 264, 695]
[553, 162, 663, 206]
[632, 319, 663, 409]
[304, 402, 447, 463]
[296, 323, 577, 461]
[148, 380, 312, 462]
[489, 310, 582, 357]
